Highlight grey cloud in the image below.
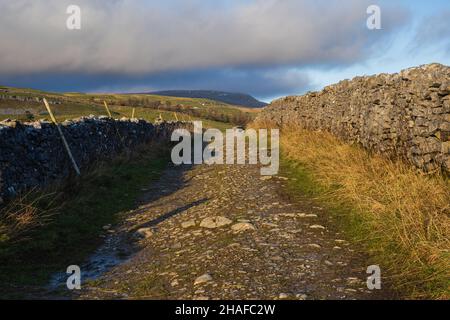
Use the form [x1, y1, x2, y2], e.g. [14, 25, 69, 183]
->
[139, 68, 314, 100]
[0, 0, 410, 75]
[0, 66, 313, 101]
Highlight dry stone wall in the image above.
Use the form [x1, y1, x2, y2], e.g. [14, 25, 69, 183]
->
[256, 63, 450, 172]
[0, 116, 187, 204]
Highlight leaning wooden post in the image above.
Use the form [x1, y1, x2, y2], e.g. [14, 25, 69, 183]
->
[132, 108, 136, 119]
[43, 98, 81, 176]
[103, 101, 112, 118]
[173, 112, 179, 121]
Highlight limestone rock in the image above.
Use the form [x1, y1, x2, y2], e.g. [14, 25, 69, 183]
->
[194, 273, 213, 286]
[297, 213, 318, 218]
[231, 222, 256, 232]
[181, 220, 196, 229]
[306, 244, 322, 249]
[324, 260, 334, 266]
[135, 228, 154, 239]
[309, 224, 326, 230]
[200, 216, 232, 229]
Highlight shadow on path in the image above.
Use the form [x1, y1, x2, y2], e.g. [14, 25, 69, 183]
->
[134, 198, 208, 230]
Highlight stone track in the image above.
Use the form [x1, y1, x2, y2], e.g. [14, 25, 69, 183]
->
[77, 162, 384, 300]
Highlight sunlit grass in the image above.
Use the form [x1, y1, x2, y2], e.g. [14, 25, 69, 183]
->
[252, 120, 450, 299]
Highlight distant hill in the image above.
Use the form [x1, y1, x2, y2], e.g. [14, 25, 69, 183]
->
[150, 90, 267, 108]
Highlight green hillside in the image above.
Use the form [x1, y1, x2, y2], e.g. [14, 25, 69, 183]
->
[0, 86, 259, 130]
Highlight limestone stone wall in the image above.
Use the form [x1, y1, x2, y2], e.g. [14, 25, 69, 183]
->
[0, 116, 187, 203]
[256, 63, 450, 172]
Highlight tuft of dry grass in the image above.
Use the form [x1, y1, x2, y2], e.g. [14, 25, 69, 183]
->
[0, 190, 59, 244]
[252, 120, 450, 299]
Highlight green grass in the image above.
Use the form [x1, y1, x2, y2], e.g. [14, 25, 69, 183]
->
[0, 86, 258, 127]
[0, 144, 170, 293]
[0, 101, 237, 130]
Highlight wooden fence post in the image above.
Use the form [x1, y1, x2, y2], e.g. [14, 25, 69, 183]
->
[43, 98, 81, 176]
[132, 108, 136, 119]
[103, 101, 112, 118]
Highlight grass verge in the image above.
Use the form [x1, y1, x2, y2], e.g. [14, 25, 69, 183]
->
[266, 125, 449, 299]
[0, 144, 170, 296]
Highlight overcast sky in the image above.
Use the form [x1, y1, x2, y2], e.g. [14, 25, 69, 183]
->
[0, 0, 449, 101]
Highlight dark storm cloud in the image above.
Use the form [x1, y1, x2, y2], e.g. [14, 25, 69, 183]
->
[0, 0, 411, 97]
[0, 67, 312, 101]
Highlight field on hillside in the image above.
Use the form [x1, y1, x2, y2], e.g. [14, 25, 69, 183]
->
[0, 86, 259, 130]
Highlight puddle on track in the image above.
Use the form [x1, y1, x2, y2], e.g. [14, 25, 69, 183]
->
[48, 233, 133, 291]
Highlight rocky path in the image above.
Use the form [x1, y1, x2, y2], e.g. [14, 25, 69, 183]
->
[76, 162, 383, 300]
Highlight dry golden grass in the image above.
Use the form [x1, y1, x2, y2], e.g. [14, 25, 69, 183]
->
[0, 191, 58, 243]
[252, 120, 449, 299]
